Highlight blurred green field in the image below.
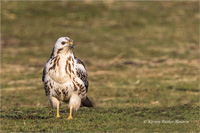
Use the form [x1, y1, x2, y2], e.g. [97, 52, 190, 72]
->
[1, 1, 199, 132]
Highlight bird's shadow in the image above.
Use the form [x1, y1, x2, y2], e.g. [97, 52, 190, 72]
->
[1, 109, 55, 120]
[1, 115, 52, 120]
[1, 107, 80, 120]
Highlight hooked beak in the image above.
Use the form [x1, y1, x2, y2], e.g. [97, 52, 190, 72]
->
[69, 41, 74, 48]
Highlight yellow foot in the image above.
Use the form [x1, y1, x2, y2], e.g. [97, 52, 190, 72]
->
[56, 115, 60, 118]
[67, 116, 73, 120]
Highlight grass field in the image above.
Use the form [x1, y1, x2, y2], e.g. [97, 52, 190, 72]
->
[1, 1, 199, 132]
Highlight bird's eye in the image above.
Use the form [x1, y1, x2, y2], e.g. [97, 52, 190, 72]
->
[61, 41, 66, 45]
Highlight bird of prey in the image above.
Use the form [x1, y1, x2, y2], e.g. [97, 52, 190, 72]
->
[42, 37, 93, 119]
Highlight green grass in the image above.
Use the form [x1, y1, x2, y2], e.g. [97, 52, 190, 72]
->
[1, 105, 199, 132]
[1, 1, 199, 132]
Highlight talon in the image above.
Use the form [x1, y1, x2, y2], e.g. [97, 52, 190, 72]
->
[67, 116, 73, 120]
[67, 106, 73, 120]
[56, 103, 61, 118]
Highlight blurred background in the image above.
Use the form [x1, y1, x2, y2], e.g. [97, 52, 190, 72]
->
[1, 1, 199, 109]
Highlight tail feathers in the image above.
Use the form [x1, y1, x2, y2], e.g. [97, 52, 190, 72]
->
[82, 96, 93, 107]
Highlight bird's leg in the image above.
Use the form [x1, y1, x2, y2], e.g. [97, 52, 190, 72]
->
[56, 103, 60, 118]
[67, 106, 73, 119]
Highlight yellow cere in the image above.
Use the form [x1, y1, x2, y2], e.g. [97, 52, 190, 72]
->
[69, 42, 73, 45]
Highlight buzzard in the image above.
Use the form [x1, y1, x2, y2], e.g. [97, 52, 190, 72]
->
[42, 37, 93, 119]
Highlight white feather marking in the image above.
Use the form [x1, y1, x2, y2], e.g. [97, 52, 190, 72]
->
[69, 93, 81, 111]
[76, 63, 86, 73]
[49, 96, 59, 109]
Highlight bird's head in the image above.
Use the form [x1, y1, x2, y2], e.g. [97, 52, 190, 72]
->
[54, 37, 74, 51]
